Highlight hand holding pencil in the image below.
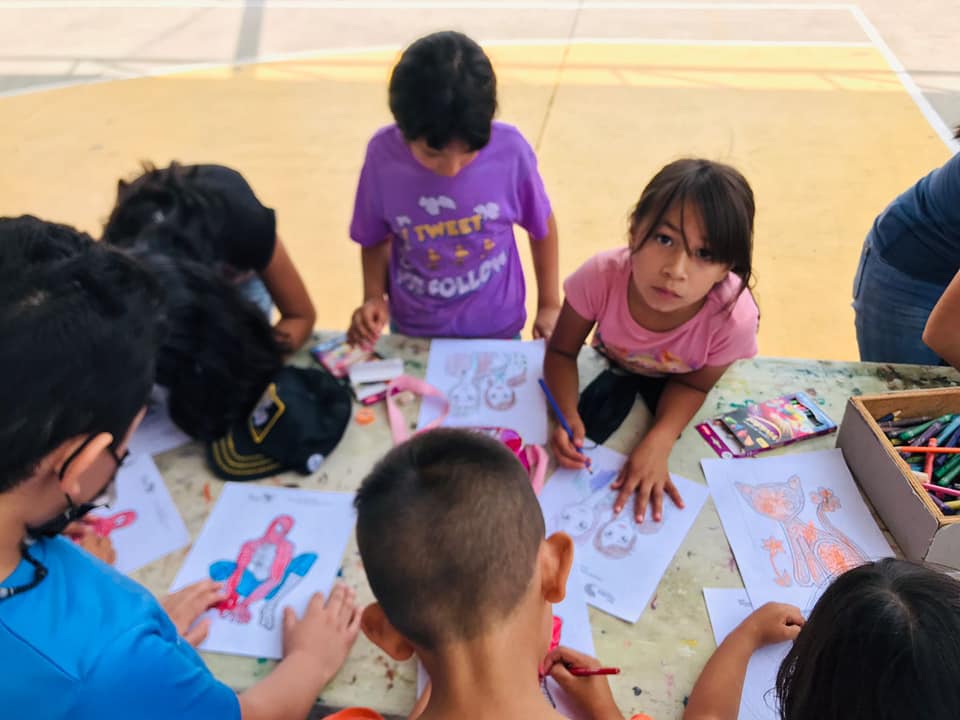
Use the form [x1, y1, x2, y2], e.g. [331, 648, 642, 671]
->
[539, 379, 593, 472]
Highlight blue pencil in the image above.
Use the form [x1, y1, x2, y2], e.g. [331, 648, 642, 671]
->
[538, 378, 592, 473]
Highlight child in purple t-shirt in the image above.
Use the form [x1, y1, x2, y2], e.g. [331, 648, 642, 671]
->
[347, 31, 560, 342]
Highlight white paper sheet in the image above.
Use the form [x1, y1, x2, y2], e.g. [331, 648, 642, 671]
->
[86, 453, 190, 573]
[702, 448, 892, 611]
[702, 588, 789, 720]
[170, 484, 355, 659]
[417, 339, 548, 444]
[127, 386, 191, 458]
[417, 565, 596, 720]
[539, 445, 710, 623]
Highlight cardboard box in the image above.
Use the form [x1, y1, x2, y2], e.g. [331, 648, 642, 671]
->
[836, 388, 960, 569]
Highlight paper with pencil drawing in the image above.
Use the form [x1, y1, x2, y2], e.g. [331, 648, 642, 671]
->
[170, 484, 355, 659]
[539, 445, 710, 623]
[86, 453, 189, 574]
[703, 448, 892, 611]
[416, 338, 548, 444]
[703, 588, 786, 720]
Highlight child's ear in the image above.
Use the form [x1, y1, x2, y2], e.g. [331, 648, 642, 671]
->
[361, 603, 416, 661]
[56, 432, 113, 497]
[541, 532, 574, 604]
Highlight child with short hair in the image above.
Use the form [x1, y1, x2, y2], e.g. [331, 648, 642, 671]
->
[103, 162, 317, 351]
[544, 159, 759, 524]
[0, 215, 358, 720]
[347, 31, 560, 343]
[354, 428, 625, 720]
[684, 558, 960, 720]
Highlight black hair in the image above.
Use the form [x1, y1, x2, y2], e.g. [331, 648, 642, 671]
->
[389, 31, 497, 152]
[102, 162, 225, 264]
[355, 428, 544, 649]
[127, 235, 284, 440]
[0, 215, 162, 492]
[776, 558, 960, 720]
[628, 158, 755, 297]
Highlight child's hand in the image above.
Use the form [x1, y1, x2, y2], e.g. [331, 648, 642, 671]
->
[65, 521, 116, 565]
[739, 602, 804, 649]
[282, 584, 362, 682]
[550, 412, 590, 469]
[533, 303, 561, 340]
[612, 435, 684, 523]
[348, 297, 389, 347]
[161, 579, 227, 646]
[542, 647, 624, 720]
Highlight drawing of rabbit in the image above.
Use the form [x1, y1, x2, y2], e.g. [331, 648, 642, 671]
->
[736, 476, 868, 588]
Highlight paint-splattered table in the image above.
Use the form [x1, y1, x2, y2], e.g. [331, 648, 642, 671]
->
[134, 334, 960, 720]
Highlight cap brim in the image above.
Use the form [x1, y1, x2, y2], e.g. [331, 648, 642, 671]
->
[206, 433, 286, 481]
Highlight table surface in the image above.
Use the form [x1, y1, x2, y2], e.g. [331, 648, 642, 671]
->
[135, 334, 960, 720]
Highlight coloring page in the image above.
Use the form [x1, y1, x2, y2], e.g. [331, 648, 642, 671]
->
[703, 448, 892, 610]
[417, 565, 596, 720]
[539, 445, 710, 623]
[127, 385, 191, 458]
[170, 484, 355, 659]
[417, 339, 548, 444]
[86, 453, 190, 574]
[702, 588, 788, 720]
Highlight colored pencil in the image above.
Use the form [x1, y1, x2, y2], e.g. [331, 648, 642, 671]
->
[567, 666, 621, 677]
[538, 379, 592, 473]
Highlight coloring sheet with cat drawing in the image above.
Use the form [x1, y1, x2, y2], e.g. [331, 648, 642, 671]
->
[539, 445, 710, 623]
[170, 484, 355, 659]
[703, 588, 787, 720]
[86, 453, 190, 574]
[416, 565, 595, 720]
[703, 448, 892, 611]
[417, 338, 547, 444]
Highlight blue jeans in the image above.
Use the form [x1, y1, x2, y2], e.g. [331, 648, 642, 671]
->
[852, 236, 946, 365]
[236, 275, 274, 319]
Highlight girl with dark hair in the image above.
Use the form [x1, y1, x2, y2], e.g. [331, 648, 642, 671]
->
[544, 159, 759, 525]
[103, 162, 316, 352]
[685, 558, 960, 720]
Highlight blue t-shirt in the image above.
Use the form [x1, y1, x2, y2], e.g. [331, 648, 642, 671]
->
[0, 537, 240, 720]
[870, 151, 960, 286]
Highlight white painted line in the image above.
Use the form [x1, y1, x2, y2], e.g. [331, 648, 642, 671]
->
[847, 4, 959, 152]
[0, 1, 860, 10]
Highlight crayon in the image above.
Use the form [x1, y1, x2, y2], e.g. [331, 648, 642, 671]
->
[945, 500, 960, 510]
[936, 416, 960, 446]
[909, 421, 946, 446]
[922, 483, 960, 498]
[875, 410, 901, 424]
[934, 454, 960, 480]
[924, 440, 939, 479]
[897, 446, 960, 455]
[900, 416, 953, 441]
[929, 494, 955, 515]
[880, 415, 934, 429]
[939, 459, 960, 486]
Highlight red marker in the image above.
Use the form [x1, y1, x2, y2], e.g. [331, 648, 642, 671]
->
[567, 666, 621, 677]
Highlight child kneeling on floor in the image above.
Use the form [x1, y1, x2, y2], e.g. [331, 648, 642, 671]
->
[350, 428, 629, 720]
[684, 558, 960, 720]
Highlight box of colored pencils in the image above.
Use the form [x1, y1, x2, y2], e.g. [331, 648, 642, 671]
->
[836, 388, 960, 570]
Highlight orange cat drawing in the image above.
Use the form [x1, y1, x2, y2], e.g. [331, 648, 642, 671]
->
[736, 476, 867, 588]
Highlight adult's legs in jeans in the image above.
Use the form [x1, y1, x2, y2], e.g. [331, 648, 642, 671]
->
[852, 238, 946, 365]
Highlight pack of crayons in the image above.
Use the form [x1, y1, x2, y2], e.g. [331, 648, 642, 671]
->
[881, 410, 960, 514]
[696, 391, 837, 458]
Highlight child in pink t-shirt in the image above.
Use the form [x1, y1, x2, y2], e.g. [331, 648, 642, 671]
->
[544, 159, 759, 525]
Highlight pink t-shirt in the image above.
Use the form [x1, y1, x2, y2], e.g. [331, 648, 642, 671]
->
[564, 248, 759, 376]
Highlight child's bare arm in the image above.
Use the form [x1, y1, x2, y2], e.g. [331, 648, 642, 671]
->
[543, 646, 624, 720]
[545, 302, 595, 468]
[923, 270, 960, 369]
[349, 239, 391, 346]
[684, 603, 803, 720]
[260, 236, 316, 352]
[529, 213, 562, 339]
[238, 585, 361, 720]
[614, 364, 729, 522]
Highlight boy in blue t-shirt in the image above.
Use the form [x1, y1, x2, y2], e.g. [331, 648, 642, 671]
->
[0, 216, 360, 720]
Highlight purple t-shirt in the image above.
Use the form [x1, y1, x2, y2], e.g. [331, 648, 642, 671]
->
[350, 122, 552, 338]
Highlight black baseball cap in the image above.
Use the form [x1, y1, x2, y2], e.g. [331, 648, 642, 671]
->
[207, 366, 352, 481]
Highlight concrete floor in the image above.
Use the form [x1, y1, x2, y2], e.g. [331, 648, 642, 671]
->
[1, 1, 957, 360]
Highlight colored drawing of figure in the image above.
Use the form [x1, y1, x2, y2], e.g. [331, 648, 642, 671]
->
[554, 470, 618, 542]
[445, 351, 528, 415]
[593, 517, 637, 559]
[736, 476, 867, 589]
[209, 515, 317, 630]
[86, 510, 137, 538]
